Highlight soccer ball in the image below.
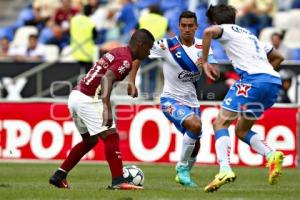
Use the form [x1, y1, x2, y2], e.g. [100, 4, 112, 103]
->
[123, 165, 144, 186]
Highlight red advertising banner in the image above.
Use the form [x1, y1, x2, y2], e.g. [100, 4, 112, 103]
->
[0, 102, 298, 167]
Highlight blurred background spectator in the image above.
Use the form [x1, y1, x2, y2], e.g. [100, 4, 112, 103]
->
[0, 37, 11, 61]
[8, 34, 46, 62]
[277, 0, 294, 11]
[229, 0, 276, 35]
[70, 4, 97, 72]
[116, 0, 138, 43]
[0, 0, 300, 101]
[270, 32, 290, 60]
[53, 0, 79, 32]
[277, 69, 295, 103]
[1, 0, 299, 64]
[137, 4, 169, 100]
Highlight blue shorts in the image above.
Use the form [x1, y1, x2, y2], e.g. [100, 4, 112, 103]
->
[160, 97, 201, 139]
[222, 80, 281, 118]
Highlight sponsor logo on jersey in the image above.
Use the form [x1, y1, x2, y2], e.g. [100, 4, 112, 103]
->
[118, 66, 126, 74]
[123, 60, 130, 69]
[236, 83, 251, 97]
[176, 109, 185, 117]
[117, 60, 131, 74]
[97, 58, 109, 68]
[224, 98, 232, 105]
[231, 25, 253, 36]
[166, 105, 175, 115]
[175, 51, 181, 58]
[169, 44, 181, 51]
[178, 70, 202, 82]
[160, 43, 166, 50]
[197, 51, 202, 58]
[195, 44, 202, 49]
[105, 53, 115, 62]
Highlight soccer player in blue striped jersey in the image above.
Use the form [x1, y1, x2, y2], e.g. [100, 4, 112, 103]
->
[128, 11, 218, 187]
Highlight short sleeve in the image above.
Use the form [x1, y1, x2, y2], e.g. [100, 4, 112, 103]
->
[149, 39, 167, 59]
[109, 59, 131, 80]
[217, 25, 232, 41]
[260, 42, 273, 55]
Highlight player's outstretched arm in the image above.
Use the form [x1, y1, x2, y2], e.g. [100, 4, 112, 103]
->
[100, 70, 118, 128]
[267, 48, 284, 71]
[127, 60, 141, 98]
[202, 26, 222, 80]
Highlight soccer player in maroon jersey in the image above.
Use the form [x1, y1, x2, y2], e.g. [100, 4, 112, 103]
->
[49, 29, 154, 190]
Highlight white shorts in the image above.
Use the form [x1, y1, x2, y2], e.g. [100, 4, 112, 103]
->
[68, 90, 116, 136]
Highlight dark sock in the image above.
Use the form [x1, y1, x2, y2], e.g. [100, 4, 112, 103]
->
[103, 133, 123, 182]
[60, 139, 97, 172]
[53, 169, 67, 179]
[191, 139, 200, 158]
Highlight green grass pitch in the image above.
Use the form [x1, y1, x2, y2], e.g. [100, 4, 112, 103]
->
[0, 162, 299, 200]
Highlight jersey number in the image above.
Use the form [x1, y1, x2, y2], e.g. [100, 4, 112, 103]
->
[84, 63, 102, 85]
[248, 36, 260, 53]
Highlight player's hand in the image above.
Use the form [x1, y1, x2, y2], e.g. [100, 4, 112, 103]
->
[127, 82, 138, 98]
[196, 58, 203, 68]
[203, 62, 220, 80]
[102, 107, 113, 128]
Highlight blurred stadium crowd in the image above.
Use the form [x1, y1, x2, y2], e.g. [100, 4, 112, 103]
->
[0, 0, 299, 103]
[0, 0, 300, 62]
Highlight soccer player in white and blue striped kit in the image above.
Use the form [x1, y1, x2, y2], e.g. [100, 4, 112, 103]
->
[128, 11, 218, 187]
[201, 4, 285, 192]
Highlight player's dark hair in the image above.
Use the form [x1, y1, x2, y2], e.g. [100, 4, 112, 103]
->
[0, 36, 9, 41]
[149, 4, 162, 15]
[29, 34, 39, 39]
[206, 4, 236, 25]
[271, 32, 284, 40]
[130, 29, 155, 46]
[179, 11, 198, 24]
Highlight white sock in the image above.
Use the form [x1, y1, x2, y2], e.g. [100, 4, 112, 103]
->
[245, 131, 274, 159]
[215, 129, 232, 172]
[178, 134, 196, 166]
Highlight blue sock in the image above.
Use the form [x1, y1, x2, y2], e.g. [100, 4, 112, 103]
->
[243, 130, 256, 145]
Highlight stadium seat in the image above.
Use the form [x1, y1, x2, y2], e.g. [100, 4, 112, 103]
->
[290, 48, 300, 60]
[290, 9, 300, 28]
[283, 29, 300, 48]
[273, 11, 291, 30]
[44, 45, 59, 62]
[160, 0, 187, 11]
[59, 45, 76, 62]
[0, 26, 15, 41]
[11, 26, 38, 47]
[164, 7, 183, 35]
[259, 27, 282, 43]
[135, 0, 160, 9]
[195, 7, 208, 37]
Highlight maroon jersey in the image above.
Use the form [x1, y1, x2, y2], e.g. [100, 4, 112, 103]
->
[75, 47, 133, 96]
[55, 8, 79, 26]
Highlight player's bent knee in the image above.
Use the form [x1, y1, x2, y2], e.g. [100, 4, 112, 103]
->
[189, 123, 202, 136]
[184, 116, 202, 135]
[191, 125, 201, 135]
